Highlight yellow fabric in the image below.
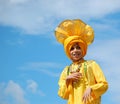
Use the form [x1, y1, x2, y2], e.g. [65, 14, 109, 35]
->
[54, 19, 94, 58]
[58, 60, 108, 104]
[55, 19, 94, 45]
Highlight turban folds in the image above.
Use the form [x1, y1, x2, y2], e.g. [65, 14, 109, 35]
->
[55, 19, 94, 58]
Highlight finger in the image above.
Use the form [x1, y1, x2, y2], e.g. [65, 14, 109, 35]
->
[82, 92, 90, 104]
[72, 73, 82, 77]
[82, 96, 87, 104]
[71, 77, 79, 81]
[70, 75, 80, 79]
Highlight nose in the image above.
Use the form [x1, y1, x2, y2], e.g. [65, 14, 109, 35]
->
[73, 48, 77, 51]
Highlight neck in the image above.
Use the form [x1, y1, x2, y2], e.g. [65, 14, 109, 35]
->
[73, 58, 84, 64]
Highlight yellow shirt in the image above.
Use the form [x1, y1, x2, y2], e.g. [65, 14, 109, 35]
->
[58, 60, 108, 104]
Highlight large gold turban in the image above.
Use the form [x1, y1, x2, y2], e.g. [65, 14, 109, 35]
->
[55, 19, 94, 58]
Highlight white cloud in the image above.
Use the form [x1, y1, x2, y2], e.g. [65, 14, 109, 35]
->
[19, 62, 62, 77]
[27, 80, 45, 96]
[87, 39, 120, 64]
[5, 39, 24, 46]
[27, 80, 38, 93]
[0, 80, 29, 104]
[0, 80, 45, 104]
[91, 18, 120, 38]
[5, 80, 29, 104]
[40, 69, 60, 77]
[0, 83, 8, 104]
[9, 0, 29, 4]
[0, 0, 120, 34]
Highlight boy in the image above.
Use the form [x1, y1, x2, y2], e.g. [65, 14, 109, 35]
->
[55, 19, 108, 104]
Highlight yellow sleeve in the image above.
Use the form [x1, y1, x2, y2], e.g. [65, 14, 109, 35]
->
[89, 61, 108, 98]
[58, 66, 69, 99]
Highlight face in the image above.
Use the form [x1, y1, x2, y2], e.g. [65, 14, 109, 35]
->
[70, 43, 83, 62]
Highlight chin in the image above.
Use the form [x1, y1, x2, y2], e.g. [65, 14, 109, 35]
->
[72, 58, 80, 62]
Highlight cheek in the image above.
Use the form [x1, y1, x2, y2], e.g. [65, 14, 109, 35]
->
[79, 50, 83, 56]
[69, 51, 73, 56]
[79, 50, 82, 54]
[80, 50, 83, 55]
[69, 50, 74, 58]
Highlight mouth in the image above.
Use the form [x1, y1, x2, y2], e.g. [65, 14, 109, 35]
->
[72, 52, 81, 57]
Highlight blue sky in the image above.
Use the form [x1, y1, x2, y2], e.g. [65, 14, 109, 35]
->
[0, 0, 120, 104]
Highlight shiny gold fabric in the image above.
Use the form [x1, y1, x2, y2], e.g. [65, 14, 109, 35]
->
[58, 60, 108, 104]
[55, 19, 94, 58]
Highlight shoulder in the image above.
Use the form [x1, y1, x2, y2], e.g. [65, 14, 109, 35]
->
[85, 60, 96, 65]
[59, 66, 70, 77]
[61, 66, 69, 73]
[85, 60, 100, 67]
[64, 66, 69, 70]
[85, 60, 103, 73]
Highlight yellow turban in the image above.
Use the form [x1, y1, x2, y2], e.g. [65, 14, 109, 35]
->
[55, 19, 94, 58]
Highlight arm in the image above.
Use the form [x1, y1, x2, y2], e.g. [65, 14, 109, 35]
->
[82, 61, 108, 103]
[58, 66, 69, 99]
[89, 61, 108, 98]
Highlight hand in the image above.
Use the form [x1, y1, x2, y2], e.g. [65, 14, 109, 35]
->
[82, 87, 92, 104]
[66, 72, 82, 86]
